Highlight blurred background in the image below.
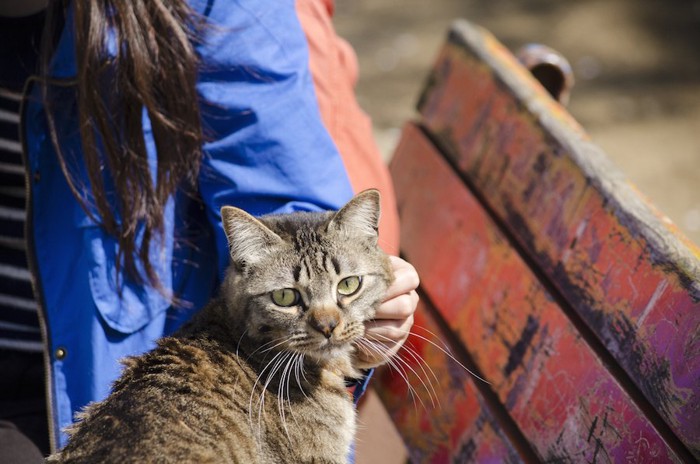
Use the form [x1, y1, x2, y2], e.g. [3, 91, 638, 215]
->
[334, 0, 700, 246]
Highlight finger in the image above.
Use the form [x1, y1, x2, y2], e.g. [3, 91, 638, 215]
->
[374, 290, 419, 320]
[365, 315, 414, 344]
[384, 256, 420, 301]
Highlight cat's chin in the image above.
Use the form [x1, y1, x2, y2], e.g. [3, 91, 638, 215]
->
[301, 341, 353, 363]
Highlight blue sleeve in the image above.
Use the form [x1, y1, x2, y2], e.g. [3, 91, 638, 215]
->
[193, 0, 354, 275]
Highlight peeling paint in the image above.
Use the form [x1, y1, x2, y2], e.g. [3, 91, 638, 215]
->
[637, 280, 669, 328]
[418, 27, 700, 457]
[385, 124, 686, 462]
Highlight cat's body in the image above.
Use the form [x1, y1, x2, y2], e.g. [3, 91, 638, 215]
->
[48, 301, 356, 463]
[47, 190, 393, 464]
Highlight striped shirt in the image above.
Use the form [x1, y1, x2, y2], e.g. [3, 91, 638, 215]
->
[0, 87, 42, 352]
[1, 11, 46, 352]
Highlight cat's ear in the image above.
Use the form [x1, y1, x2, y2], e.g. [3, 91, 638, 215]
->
[221, 206, 283, 266]
[328, 189, 381, 242]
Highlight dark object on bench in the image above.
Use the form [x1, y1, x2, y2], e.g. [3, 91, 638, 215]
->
[374, 19, 700, 463]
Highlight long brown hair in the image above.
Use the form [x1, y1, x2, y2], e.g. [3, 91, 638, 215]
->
[43, 0, 204, 295]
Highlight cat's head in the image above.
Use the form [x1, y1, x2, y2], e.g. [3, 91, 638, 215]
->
[220, 189, 393, 367]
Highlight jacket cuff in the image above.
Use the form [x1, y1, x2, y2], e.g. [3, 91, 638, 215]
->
[346, 369, 374, 404]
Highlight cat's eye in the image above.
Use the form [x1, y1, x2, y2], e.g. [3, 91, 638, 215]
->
[337, 276, 361, 296]
[271, 288, 300, 307]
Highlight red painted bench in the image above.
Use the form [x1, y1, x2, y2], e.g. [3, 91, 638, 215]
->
[373, 20, 700, 463]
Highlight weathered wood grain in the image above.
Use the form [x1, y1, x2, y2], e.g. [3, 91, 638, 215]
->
[374, 299, 523, 464]
[416, 20, 700, 458]
[387, 123, 684, 462]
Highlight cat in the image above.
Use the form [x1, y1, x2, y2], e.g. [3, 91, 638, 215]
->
[46, 189, 394, 464]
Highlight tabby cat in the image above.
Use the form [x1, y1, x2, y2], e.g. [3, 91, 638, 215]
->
[47, 189, 394, 464]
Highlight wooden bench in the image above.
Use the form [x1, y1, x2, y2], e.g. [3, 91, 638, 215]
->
[372, 19, 700, 463]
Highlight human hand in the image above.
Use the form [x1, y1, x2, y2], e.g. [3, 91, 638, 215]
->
[355, 256, 420, 369]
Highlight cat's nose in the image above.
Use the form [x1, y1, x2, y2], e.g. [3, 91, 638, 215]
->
[309, 312, 339, 339]
[313, 321, 336, 339]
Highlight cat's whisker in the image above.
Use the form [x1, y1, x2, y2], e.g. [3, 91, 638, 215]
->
[241, 336, 290, 369]
[276, 368, 286, 439]
[277, 351, 298, 440]
[247, 336, 300, 433]
[361, 333, 441, 409]
[396, 323, 451, 353]
[336, 323, 364, 344]
[388, 341, 440, 409]
[235, 328, 249, 357]
[248, 350, 285, 432]
[261, 351, 291, 422]
[354, 339, 422, 411]
[287, 353, 299, 404]
[357, 340, 423, 413]
[287, 337, 315, 351]
[367, 327, 490, 385]
[392, 340, 442, 409]
[257, 336, 292, 355]
[283, 353, 303, 431]
[293, 353, 309, 400]
[258, 351, 292, 439]
[282, 353, 301, 435]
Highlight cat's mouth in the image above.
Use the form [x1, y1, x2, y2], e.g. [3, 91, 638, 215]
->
[279, 329, 358, 359]
[318, 337, 345, 350]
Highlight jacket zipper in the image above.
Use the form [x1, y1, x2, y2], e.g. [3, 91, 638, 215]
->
[20, 76, 58, 454]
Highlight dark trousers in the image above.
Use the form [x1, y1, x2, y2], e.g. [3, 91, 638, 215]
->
[0, 349, 49, 463]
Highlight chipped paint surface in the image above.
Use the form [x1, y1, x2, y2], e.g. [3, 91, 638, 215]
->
[379, 124, 683, 462]
[414, 21, 700, 458]
[375, 303, 522, 463]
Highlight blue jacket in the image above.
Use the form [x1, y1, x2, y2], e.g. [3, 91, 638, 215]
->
[23, 0, 355, 449]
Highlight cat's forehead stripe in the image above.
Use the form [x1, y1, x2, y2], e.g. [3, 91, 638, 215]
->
[321, 253, 329, 273]
[292, 226, 321, 251]
[291, 248, 342, 283]
[331, 257, 341, 275]
[303, 257, 312, 280]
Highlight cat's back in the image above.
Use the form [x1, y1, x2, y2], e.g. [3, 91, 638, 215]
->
[47, 326, 259, 463]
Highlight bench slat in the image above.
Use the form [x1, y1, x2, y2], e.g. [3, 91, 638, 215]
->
[375, 299, 524, 463]
[416, 20, 700, 458]
[387, 122, 684, 462]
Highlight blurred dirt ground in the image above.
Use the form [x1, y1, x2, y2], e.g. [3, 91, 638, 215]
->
[335, 1, 700, 462]
[335, 0, 700, 246]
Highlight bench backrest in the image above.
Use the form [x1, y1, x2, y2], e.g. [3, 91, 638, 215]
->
[373, 19, 700, 463]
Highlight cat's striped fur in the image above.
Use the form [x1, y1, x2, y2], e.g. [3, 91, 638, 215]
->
[47, 190, 393, 463]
